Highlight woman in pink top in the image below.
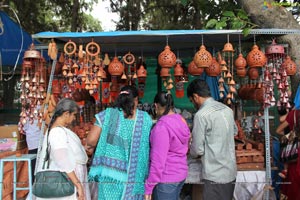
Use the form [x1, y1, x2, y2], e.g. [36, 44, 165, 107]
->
[145, 91, 190, 200]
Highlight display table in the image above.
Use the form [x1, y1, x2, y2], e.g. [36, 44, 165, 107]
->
[185, 158, 266, 200]
[0, 148, 29, 200]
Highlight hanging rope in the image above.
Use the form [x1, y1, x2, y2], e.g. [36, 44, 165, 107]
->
[0, 5, 24, 81]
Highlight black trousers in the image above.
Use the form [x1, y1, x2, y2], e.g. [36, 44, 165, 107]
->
[28, 148, 38, 181]
[203, 179, 236, 200]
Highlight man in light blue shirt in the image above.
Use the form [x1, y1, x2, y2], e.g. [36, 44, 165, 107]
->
[187, 79, 237, 200]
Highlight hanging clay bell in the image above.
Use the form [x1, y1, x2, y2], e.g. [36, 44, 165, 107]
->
[174, 63, 184, 77]
[160, 67, 171, 79]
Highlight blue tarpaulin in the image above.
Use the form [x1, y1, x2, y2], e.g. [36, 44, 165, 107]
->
[0, 11, 34, 66]
[294, 84, 300, 109]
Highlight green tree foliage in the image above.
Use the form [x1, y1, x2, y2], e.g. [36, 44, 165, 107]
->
[108, 0, 245, 30]
[1, 0, 102, 34]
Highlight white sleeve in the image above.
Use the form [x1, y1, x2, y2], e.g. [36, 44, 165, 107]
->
[48, 128, 76, 173]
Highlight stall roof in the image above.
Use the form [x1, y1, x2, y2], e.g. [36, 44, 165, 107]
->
[32, 29, 300, 57]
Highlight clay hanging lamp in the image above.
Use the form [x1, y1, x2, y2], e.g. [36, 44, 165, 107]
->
[137, 64, 147, 98]
[265, 39, 285, 55]
[174, 63, 184, 77]
[246, 43, 266, 68]
[108, 56, 124, 76]
[235, 53, 247, 69]
[205, 57, 221, 77]
[24, 43, 41, 60]
[193, 45, 213, 68]
[158, 43, 177, 68]
[188, 60, 204, 76]
[283, 56, 297, 76]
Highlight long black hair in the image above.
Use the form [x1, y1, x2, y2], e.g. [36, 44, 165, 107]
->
[47, 98, 79, 134]
[112, 85, 138, 118]
[154, 91, 174, 116]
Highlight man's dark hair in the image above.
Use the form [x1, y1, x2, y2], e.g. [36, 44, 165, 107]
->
[187, 79, 211, 98]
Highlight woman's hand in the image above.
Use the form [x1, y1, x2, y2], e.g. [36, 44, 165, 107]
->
[76, 183, 85, 200]
[144, 194, 152, 200]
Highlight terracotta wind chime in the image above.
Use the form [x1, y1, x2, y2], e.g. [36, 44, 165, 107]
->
[264, 39, 296, 109]
[158, 36, 177, 93]
[18, 43, 46, 134]
[222, 35, 236, 105]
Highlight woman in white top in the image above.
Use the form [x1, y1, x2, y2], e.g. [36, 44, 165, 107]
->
[35, 98, 90, 200]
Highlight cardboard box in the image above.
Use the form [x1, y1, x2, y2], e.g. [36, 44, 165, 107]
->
[0, 125, 27, 150]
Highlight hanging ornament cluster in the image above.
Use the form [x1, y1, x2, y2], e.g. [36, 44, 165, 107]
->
[18, 43, 46, 134]
[221, 35, 236, 105]
[234, 35, 247, 78]
[137, 57, 147, 98]
[60, 39, 107, 102]
[264, 39, 296, 109]
[174, 59, 185, 98]
[158, 37, 177, 92]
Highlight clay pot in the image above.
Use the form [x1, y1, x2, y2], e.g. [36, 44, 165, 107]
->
[236, 67, 247, 78]
[158, 45, 177, 68]
[248, 68, 260, 80]
[255, 88, 264, 103]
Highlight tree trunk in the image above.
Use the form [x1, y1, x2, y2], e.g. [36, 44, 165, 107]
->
[71, 0, 80, 32]
[237, 0, 300, 100]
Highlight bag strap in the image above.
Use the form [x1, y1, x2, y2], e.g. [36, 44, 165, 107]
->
[293, 111, 296, 131]
[42, 127, 69, 169]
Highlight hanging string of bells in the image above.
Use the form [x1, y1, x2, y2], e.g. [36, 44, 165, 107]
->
[18, 43, 46, 134]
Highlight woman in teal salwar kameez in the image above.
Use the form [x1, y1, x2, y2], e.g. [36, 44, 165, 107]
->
[87, 85, 153, 199]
